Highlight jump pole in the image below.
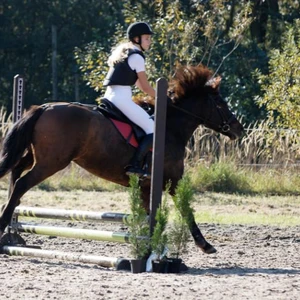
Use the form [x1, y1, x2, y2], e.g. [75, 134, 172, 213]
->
[2, 246, 129, 270]
[149, 78, 168, 235]
[15, 223, 132, 243]
[14, 206, 131, 223]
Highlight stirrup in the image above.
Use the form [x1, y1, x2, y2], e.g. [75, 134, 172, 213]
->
[142, 172, 151, 180]
[125, 166, 145, 177]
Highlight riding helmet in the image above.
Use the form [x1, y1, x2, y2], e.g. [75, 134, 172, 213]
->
[127, 22, 154, 41]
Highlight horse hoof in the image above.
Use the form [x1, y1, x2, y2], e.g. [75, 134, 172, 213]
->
[198, 242, 217, 254]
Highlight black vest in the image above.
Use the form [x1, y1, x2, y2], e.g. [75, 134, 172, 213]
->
[103, 49, 145, 86]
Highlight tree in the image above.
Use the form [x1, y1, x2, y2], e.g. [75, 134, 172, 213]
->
[0, 0, 124, 110]
[255, 22, 300, 133]
[1, 0, 300, 127]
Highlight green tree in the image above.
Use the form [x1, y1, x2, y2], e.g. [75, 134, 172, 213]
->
[0, 0, 124, 110]
[255, 22, 300, 132]
[1, 0, 300, 127]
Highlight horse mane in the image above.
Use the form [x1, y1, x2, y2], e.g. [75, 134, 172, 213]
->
[170, 64, 214, 102]
[135, 64, 216, 106]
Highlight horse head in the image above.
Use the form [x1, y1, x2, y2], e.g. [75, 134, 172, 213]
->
[169, 64, 244, 140]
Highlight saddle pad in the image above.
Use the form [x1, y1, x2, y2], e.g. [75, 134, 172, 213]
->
[110, 118, 138, 148]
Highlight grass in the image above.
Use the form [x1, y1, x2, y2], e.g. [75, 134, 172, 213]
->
[195, 210, 300, 227]
[35, 163, 126, 192]
[189, 161, 300, 195]
[192, 192, 300, 227]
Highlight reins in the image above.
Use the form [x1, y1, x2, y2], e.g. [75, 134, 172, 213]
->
[169, 96, 235, 133]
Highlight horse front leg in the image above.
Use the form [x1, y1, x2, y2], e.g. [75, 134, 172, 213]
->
[190, 218, 217, 254]
[140, 183, 151, 214]
[168, 178, 217, 254]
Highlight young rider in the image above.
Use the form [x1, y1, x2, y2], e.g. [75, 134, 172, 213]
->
[103, 22, 155, 178]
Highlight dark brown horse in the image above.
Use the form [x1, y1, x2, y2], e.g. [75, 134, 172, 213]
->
[0, 65, 243, 254]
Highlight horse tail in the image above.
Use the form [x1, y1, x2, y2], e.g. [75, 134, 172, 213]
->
[0, 105, 46, 178]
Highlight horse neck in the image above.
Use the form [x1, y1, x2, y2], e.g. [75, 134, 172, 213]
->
[166, 107, 200, 147]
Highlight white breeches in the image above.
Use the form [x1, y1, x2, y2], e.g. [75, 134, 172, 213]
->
[104, 86, 154, 134]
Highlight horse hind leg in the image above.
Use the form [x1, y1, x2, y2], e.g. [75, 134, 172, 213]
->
[0, 151, 34, 215]
[0, 163, 64, 238]
[9, 151, 34, 201]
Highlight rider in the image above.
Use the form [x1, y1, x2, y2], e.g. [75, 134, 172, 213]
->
[103, 21, 155, 178]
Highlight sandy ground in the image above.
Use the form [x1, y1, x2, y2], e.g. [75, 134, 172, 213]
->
[0, 190, 299, 300]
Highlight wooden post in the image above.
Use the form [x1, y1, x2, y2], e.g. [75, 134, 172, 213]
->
[149, 78, 168, 235]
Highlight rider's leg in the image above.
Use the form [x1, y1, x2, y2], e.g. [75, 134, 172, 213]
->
[125, 133, 153, 177]
[105, 87, 154, 177]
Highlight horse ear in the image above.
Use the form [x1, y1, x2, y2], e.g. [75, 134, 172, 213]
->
[205, 76, 222, 89]
[213, 76, 222, 88]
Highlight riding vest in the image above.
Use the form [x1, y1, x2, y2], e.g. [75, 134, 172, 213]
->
[103, 49, 145, 86]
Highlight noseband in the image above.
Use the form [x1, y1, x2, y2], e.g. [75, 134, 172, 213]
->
[169, 95, 235, 133]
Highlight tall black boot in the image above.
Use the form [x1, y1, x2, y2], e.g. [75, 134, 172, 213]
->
[125, 133, 153, 178]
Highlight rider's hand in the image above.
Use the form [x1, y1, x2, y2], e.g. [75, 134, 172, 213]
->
[167, 96, 173, 105]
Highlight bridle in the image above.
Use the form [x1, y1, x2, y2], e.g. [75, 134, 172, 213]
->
[168, 95, 236, 133]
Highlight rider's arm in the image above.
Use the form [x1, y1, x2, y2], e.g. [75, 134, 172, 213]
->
[136, 73, 156, 98]
[128, 53, 156, 98]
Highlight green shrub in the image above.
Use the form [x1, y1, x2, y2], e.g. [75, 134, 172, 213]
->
[125, 175, 150, 259]
[191, 162, 251, 193]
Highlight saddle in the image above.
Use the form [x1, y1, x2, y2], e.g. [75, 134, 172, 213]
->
[95, 98, 154, 147]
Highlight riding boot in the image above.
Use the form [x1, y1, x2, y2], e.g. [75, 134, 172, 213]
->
[125, 133, 153, 178]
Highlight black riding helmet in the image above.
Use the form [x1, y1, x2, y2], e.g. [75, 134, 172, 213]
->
[126, 22, 154, 51]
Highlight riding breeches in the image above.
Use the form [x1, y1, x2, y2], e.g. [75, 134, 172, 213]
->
[104, 86, 154, 134]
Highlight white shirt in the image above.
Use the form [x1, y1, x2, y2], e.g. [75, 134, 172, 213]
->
[128, 51, 146, 73]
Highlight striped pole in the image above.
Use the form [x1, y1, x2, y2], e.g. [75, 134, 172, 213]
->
[2, 246, 130, 270]
[14, 206, 131, 223]
[16, 223, 132, 243]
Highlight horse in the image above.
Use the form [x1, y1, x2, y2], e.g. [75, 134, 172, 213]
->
[0, 64, 243, 254]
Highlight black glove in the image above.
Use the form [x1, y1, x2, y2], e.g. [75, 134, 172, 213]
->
[167, 96, 173, 105]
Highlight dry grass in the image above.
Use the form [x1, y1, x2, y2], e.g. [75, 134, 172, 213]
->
[186, 120, 300, 167]
[0, 107, 12, 140]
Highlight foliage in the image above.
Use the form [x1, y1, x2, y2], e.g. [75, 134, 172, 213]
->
[150, 186, 169, 259]
[191, 162, 251, 194]
[0, 0, 124, 108]
[125, 175, 150, 259]
[168, 177, 190, 258]
[246, 168, 300, 195]
[255, 22, 300, 134]
[74, 0, 255, 116]
[167, 213, 190, 259]
[2, 0, 299, 126]
[172, 175, 196, 229]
